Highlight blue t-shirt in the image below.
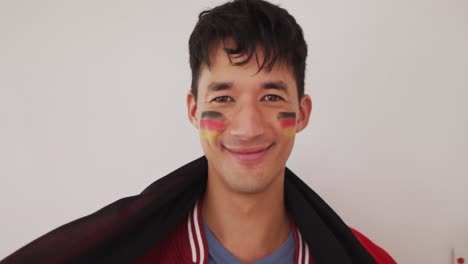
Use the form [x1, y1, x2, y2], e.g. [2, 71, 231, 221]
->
[202, 220, 295, 264]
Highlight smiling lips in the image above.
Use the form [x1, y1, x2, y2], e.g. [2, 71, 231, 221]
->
[224, 145, 271, 163]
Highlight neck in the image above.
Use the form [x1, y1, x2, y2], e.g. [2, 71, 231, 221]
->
[202, 169, 290, 263]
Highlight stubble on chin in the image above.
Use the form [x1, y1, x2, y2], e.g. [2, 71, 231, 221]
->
[214, 162, 282, 195]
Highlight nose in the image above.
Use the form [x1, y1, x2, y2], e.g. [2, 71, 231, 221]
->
[229, 103, 265, 140]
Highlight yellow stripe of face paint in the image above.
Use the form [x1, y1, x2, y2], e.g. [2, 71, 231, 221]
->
[200, 130, 220, 141]
[283, 127, 296, 137]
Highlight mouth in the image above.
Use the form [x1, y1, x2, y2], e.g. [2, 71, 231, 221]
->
[223, 144, 273, 163]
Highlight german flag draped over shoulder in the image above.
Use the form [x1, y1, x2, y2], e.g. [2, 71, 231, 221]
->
[1, 156, 379, 264]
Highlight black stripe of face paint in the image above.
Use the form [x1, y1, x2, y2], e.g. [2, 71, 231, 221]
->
[201, 111, 223, 119]
[278, 112, 296, 119]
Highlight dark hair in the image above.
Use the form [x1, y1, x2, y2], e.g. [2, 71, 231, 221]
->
[189, 0, 307, 101]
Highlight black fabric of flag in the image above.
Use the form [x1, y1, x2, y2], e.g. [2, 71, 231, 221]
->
[1, 156, 376, 264]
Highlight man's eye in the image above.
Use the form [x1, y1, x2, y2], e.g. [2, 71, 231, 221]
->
[213, 96, 233, 103]
[262, 94, 283, 102]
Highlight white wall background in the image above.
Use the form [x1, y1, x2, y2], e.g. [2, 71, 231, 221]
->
[1, 0, 467, 263]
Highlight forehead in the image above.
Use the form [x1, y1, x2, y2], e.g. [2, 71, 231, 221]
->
[197, 41, 297, 93]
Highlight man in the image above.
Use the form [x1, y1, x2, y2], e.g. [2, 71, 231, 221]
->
[2, 0, 396, 263]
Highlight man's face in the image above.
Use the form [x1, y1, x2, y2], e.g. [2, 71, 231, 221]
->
[187, 43, 312, 195]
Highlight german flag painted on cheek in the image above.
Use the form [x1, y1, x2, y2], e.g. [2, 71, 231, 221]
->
[200, 111, 225, 141]
[278, 112, 296, 137]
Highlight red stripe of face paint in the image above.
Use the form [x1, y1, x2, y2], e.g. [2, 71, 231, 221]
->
[280, 119, 295, 128]
[200, 119, 225, 131]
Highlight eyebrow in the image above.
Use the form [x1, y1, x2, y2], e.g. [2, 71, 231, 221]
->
[206, 80, 289, 94]
[262, 81, 288, 94]
[207, 82, 233, 92]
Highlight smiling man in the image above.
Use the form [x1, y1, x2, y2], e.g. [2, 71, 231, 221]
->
[186, 40, 310, 263]
[2, 1, 396, 264]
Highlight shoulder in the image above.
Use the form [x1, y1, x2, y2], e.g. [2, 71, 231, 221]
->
[350, 228, 397, 264]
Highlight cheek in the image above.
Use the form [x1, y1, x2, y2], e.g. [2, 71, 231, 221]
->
[280, 121, 296, 137]
[278, 112, 297, 137]
[200, 111, 226, 141]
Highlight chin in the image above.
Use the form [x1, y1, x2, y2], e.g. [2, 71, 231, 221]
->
[220, 165, 280, 194]
[223, 177, 274, 194]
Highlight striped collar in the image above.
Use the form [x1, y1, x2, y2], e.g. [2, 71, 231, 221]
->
[186, 200, 313, 264]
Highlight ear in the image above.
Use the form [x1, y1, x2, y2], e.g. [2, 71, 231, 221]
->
[186, 91, 199, 129]
[296, 94, 312, 133]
